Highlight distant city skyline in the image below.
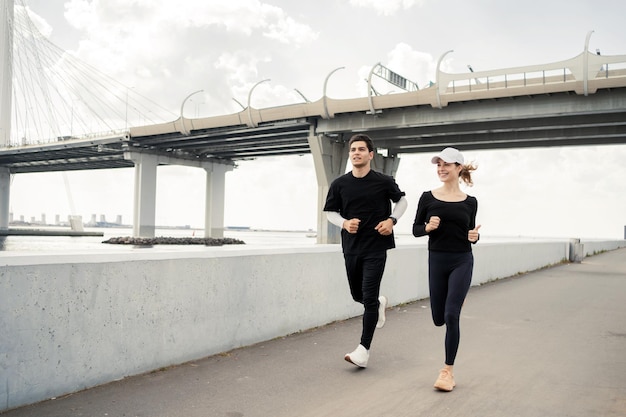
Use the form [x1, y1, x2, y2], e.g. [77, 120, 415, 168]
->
[9, 212, 125, 226]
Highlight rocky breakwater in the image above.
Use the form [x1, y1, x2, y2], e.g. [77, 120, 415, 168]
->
[102, 236, 246, 246]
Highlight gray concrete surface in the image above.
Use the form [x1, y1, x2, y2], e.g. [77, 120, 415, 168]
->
[3, 248, 625, 417]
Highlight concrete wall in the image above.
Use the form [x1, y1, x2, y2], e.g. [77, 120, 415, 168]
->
[580, 239, 626, 256]
[1, 239, 624, 412]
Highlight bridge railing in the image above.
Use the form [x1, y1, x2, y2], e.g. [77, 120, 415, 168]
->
[0, 128, 131, 149]
[436, 51, 626, 107]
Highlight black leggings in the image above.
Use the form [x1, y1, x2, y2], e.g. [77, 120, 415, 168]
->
[344, 251, 387, 350]
[428, 251, 473, 365]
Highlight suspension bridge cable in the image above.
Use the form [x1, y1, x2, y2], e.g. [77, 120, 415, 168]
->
[9, 0, 177, 146]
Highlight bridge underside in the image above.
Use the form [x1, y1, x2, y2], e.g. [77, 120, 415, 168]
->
[316, 88, 626, 155]
[1, 88, 625, 174]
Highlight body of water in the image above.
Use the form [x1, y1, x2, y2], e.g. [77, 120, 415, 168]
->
[0, 227, 320, 253]
[0, 226, 577, 254]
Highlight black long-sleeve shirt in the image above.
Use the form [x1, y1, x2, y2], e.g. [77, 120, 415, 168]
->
[413, 191, 478, 252]
[324, 170, 405, 255]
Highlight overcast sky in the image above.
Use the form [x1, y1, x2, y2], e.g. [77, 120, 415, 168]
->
[8, 0, 626, 239]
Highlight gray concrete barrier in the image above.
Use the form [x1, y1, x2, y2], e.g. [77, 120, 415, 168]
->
[1, 239, 624, 412]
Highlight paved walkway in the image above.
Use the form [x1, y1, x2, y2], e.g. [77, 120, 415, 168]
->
[3, 248, 626, 417]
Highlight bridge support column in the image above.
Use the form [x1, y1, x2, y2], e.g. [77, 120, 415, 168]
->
[0, 167, 10, 230]
[0, 0, 13, 147]
[372, 152, 401, 177]
[125, 150, 235, 239]
[131, 153, 158, 238]
[203, 163, 233, 238]
[308, 132, 347, 244]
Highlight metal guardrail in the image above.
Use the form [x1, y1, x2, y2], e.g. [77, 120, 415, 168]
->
[0, 128, 131, 149]
[439, 52, 626, 93]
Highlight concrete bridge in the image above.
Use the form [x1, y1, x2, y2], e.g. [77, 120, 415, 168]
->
[1, 5, 626, 241]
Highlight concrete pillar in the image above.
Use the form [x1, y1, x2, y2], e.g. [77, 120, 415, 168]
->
[0, 2, 13, 230]
[124, 150, 235, 239]
[130, 153, 158, 237]
[203, 163, 233, 238]
[0, 167, 10, 230]
[308, 132, 348, 244]
[69, 215, 84, 231]
[0, 1, 13, 146]
[372, 152, 401, 177]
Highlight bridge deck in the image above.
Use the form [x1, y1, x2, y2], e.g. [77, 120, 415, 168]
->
[4, 247, 625, 417]
[2, 51, 626, 173]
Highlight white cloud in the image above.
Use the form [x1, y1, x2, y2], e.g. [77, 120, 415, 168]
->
[348, 0, 423, 16]
[57, 0, 319, 114]
[386, 43, 437, 88]
[259, 7, 319, 44]
[62, 0, 96, 32]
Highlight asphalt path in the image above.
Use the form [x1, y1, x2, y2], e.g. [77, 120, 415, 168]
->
[4, 248, 625, 417]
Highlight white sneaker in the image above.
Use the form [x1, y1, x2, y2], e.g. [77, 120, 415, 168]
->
[344, 344, 369, 368]
[376, 295, 388, 329]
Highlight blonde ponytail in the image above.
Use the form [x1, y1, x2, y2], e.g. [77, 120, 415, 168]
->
[459, 162, 477, 187]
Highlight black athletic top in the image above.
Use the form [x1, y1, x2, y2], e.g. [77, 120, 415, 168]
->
[412, 191, 478, 252]
[324, 170, 405, 255]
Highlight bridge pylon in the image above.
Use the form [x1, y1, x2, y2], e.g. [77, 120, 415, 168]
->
[124, 150, 234, 238]
[308, 132, 347, 244]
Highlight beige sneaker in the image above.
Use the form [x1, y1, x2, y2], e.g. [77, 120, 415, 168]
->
[434, 368, 455, 392]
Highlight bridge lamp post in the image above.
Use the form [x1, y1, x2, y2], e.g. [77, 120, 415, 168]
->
[366, 63, 382, 115]
[195, 101, 205, 118]
[294, 88, 310, 103]
[247, 79, 270, 127]
[232, 98, 246, 111]
[322, 66, 344, 119]
[436, 49, 454, 109]
[583, 30, 594, 96]
[180, 89, 204, 135]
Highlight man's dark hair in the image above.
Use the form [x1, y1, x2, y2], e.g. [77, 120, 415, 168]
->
[348, 134, 374, 152]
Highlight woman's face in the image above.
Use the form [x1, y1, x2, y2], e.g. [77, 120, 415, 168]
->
[435, 158, 461, 182]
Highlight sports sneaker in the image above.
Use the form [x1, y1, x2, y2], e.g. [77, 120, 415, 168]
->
[376, 295, 388, 329]
[344, 344, 369, 368]
[434, 368, 455, 391]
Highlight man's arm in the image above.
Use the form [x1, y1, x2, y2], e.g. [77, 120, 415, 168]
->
[326, 211, 346, 228]
[326, 211, 361, 234]
[389, 196, 408, 222]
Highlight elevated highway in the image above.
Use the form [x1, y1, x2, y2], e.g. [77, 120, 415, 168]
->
[3, 49, 626, 172]
[1, 47, 626, 241]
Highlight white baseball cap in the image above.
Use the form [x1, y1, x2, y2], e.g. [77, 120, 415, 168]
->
[431, 147, 464, 164]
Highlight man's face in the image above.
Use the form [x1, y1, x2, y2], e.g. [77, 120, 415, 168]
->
[349, 140, 373, 168]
